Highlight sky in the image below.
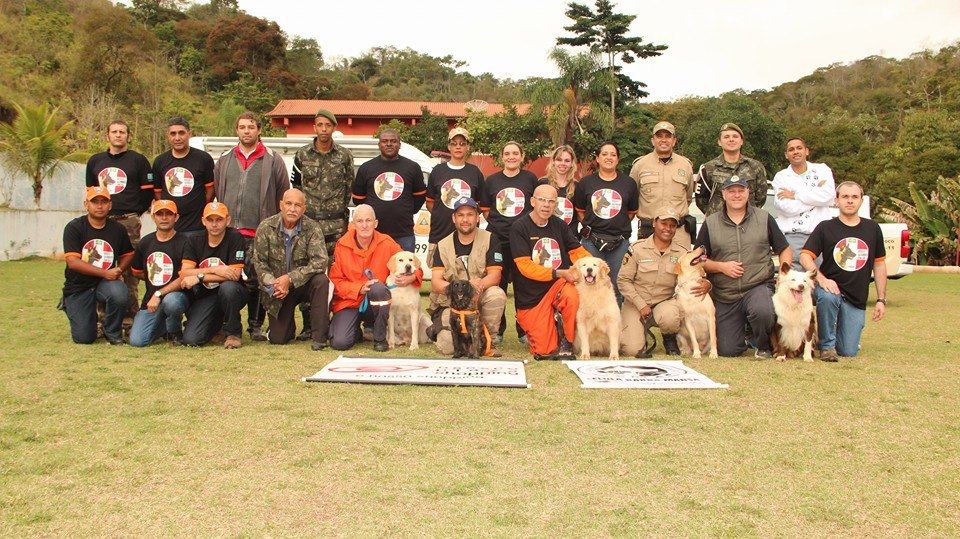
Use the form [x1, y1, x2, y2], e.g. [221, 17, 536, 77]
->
[237, 0, 960, 102]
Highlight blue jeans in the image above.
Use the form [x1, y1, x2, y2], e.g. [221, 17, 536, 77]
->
[814, 286, 865, 356]
[63, 280, 129, 343]
[394, 235, 416, 253]
[581, 237, 630, 306]
[129, 291, 190, 347]
[785, 232, 809, 271]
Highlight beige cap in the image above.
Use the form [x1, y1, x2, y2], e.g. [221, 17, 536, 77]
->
[448, 127, 470, 142]
[652, 121, 676, 136]
[654, 206, 680, 223]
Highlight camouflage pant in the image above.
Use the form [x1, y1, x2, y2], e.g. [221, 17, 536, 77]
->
[108, 212, 142, 318]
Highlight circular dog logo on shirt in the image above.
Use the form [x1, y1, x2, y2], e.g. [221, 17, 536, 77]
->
[374, 172, 405, 201]
[97, 167, 127, 195]
[163, 167, 195, 197]
[146, 252, 174, 286]
[554, 197, 574, 224]
[495, 188, 525, 217]
[833, 238, 869, 272]
[440, 179, 472, 209]
[590, 189, 622, 219]
[198, 257, 223, 289]
[81, 239, 114, 269]
[531, 238, 562, 269]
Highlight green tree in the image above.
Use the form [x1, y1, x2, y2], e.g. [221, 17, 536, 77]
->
[0, 101, 81, 203]
[873, 109, 960, 206]
[557, 0, 667, 123]
[529, 47, 612, 147]
[461, 107, 551, 165]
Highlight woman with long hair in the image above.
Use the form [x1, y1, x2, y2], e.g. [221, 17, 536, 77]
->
[541, 145, 580, 238]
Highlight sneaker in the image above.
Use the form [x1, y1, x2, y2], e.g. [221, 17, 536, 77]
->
[820, 348, 838, 362]
[296, 328, 312, 342]
[248, 326, 267, 342]
[107, 337, 124, 346]
[311, 340, 328, 351]
[209, 331, 228, 345]
[224, 335, 242, 349]
[373, 340, 388, 352]
[167, 331, 184, 346]
[556, 342, 574, 359]
[518, 335, 529, 346]
[753, 349, 772, 360]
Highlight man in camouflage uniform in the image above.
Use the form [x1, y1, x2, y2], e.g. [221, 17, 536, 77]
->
[695, 122, 768, 216]
[252, 189, 330, 350]
[629, 121, 696, 246]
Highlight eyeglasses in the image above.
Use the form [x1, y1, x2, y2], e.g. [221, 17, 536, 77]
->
[532, 197, 558, 205]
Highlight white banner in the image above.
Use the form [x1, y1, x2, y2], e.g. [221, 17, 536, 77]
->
[303, 356, 530, 388]
[563, 360, 728, 389]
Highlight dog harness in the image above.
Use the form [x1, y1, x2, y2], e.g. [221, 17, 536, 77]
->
[450, 307, 493, 356]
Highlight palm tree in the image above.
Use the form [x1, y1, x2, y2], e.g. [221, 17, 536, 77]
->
[530, 47, 613, 147]
[0, 101, 77, 205]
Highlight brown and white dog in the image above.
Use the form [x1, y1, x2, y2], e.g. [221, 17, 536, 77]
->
[771, 262, 818, 361]
[675, 247, 719, 359]
[571, 257, 620, 359]
[386, 251, 422, 350]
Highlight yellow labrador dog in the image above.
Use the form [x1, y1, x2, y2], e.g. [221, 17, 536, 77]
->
[571, 256, 620, 359]
[675, 247, 718, 359]
[386, 251, 422, 350]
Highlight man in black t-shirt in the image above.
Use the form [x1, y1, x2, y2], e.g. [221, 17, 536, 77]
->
[351, 129, 426, 252]
[85, 119, 153, 319]
[129, 200, 192, 347]
[61, 187, 135, 344]
[152, 116, 214, 235]
[428, 197, 505, 356]
[801, 181, 887, 361]
[179, 202, 248, 349]
[510, 185, 590, 359]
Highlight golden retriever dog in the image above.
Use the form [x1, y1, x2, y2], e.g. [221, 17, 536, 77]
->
[571, 257, 620, 359]
[386, 251, 422, 350]
[675, 247, 718, 359]
[771, 262, 818, 362]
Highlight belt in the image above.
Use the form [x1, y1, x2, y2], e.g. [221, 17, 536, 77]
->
[107, 212, 139, 220]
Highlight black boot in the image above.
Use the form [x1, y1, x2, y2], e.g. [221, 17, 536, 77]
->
[663, 333, 681, 356]
[296, 304, 312, 341]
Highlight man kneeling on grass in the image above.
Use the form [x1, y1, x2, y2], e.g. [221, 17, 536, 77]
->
[178, 202, 248, 349]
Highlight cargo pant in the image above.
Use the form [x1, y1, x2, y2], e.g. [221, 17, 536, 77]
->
[620, 298, 682, 356]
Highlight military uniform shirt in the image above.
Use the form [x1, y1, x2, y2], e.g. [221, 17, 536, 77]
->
[629, 151, 695, 220]
[696, 154, 768, 216]
[619, 236, 688, 310]
[291, 140, 355, 237]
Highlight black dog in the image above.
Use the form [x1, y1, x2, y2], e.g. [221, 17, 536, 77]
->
[447, 280, 488, 358]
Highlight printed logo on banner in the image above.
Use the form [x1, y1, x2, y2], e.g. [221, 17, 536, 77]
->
[374, 172, 405, 201]
[833, 237, 869, 271]
[81, 239, 114, 269]
[532, 238, 562, 269]
[198, 257, 223, 289]
[495, 188, 525, 217]
[146, 252, 174, 286]
[304, 356, 530, 388]
[164, 167, 195, 197]
[554, 196, 574, 224]
[97, 167, 127, 194]
[564, 360, 728, 389]
[591, 189, 622, 219]
[440, 179, 472, 208]
[329, 365, 429, 373]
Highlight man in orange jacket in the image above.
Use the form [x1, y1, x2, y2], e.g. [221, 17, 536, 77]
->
[329, 204, 423, 351]
[511, 184, 590, 359]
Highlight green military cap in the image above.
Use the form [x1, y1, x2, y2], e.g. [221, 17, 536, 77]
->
[314, 109, 337, 126]
[719, 122, 743, 138]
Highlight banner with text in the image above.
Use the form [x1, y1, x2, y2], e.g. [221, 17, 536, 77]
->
[304, 356, 530, 388]
[563, 360, 728, 389]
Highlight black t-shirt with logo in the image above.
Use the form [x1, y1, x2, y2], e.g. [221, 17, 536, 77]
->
[152, 148, 215, 233]
[184, 228, 247, 298]
[572, 173, 639, 238]
[426, 162, 485, 243]
[85, 150, 154, 215]
[479, 170, 541, 242]
[131, 232, 192, 309]
[352, 155, 427, 239]
[431, 233, 503, 271]
[803, 217, 885, 310]
[62, 216, 134, 297]
[509, 215, 581, 309]
[543, 180, 580, 239]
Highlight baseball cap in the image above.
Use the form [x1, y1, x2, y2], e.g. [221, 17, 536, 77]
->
[654, 206, 680, 223]
[314, 109, 337, 126]
[85, 186, 111, 202]
[151, 199, 178, 214]
[652, 121, 676, 136]
[203, 201, 229, 219]
[452, 197, 479, 211]
[448, 127, 471, 142]
[721, 176, 749, 190]
[719, 122, 744, 138]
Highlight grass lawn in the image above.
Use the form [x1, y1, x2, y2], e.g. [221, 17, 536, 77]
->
[1, 259, 958, 536]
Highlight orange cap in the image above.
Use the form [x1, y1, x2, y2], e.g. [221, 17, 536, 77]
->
[85, 186, 111, 202]
[151, 199, 178, 215]
[203, 201, 229, 219]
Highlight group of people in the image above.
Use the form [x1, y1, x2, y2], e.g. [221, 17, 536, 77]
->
[62, 111, 888, 361]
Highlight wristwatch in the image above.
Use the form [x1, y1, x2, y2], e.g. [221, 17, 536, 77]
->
[153, 290, 163, 298]
[876, 298, 886, 304]
[197, 272, 205, 284]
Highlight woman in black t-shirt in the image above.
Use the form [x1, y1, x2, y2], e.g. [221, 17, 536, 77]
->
[541, 145, 580, 239]
[572, 142, 638, 305]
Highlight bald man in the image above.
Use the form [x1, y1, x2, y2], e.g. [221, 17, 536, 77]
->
[510, 184, 590, 359]
[252, 188, 330, 349]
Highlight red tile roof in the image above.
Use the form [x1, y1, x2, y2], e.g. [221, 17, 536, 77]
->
[265, 99, 532, 118]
